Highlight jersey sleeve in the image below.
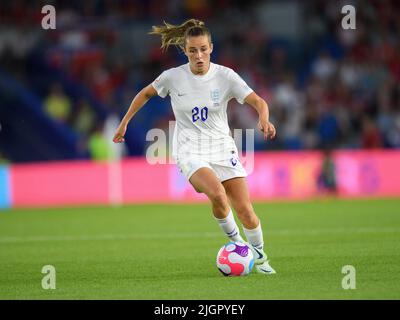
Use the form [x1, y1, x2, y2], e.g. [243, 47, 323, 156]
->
[228, 70, 254, 104]
[151, 70, 170, 98]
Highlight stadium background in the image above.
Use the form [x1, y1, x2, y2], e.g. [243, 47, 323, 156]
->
[1, 0, 400, 300]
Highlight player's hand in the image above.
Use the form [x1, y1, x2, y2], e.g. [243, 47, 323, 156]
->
[258, 119, 276, 140]
[113, 123, 127, 143]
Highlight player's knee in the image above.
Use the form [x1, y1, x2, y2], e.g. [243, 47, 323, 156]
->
[235, 203, 252, 216]
[236, 204, 257, 225]
[208, 189, 228, 207]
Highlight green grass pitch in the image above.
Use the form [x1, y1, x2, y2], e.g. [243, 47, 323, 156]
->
[1, 198, 400, 299]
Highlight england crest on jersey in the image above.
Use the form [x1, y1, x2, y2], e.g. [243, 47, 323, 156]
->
[210, 89, 220, 106]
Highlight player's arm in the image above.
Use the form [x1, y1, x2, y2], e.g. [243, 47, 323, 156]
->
[113, 84, 158, 143]
[244, 92, 276, 140]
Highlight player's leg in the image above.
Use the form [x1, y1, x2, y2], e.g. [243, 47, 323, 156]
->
[222, 177, 276, 274]
[189, 167, 244, 243]
[221, 177, 263, 248]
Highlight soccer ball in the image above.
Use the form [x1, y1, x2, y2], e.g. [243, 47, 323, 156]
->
[216, 242, 254, 276]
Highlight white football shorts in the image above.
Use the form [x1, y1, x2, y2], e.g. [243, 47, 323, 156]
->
[176, 157, 247, 182]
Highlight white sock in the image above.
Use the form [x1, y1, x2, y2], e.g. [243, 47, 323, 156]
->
[214, 209, 244, 243]
[243, 222, 264, 250]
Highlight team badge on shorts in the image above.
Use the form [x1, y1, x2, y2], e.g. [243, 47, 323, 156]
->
[211, 89, 220, 107]
[230, 157, 238, 167]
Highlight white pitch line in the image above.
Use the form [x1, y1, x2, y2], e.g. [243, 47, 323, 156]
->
[0, 227, 399, 244]
[0, 232, 221, 243]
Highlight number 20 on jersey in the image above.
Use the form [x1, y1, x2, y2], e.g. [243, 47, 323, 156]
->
[192, 107, 208, 122]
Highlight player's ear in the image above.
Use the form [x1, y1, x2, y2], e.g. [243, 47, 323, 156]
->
[209, 42, 213, 54]
[183, 43, 189, 58]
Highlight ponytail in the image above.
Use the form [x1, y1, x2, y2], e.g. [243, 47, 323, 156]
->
[149, 18, 211, 51]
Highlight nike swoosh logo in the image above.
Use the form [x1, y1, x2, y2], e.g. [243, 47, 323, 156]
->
[253, 247, 264, 260]
[258, 267, 272, 273]
[177, 93, 186, 96]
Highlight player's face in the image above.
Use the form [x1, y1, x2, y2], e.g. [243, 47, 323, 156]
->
[184, 35, 213, 75]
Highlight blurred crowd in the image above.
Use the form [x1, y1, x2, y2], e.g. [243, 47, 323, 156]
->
[1, 0, 400, 161]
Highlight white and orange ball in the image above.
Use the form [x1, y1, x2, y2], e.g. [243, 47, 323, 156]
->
[216, 242, 254, 276]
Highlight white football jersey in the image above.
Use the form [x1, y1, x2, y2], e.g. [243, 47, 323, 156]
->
[152, 62, 253, 163]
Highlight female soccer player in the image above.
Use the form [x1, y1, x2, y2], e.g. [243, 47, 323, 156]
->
[113, 19, 277, 274]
